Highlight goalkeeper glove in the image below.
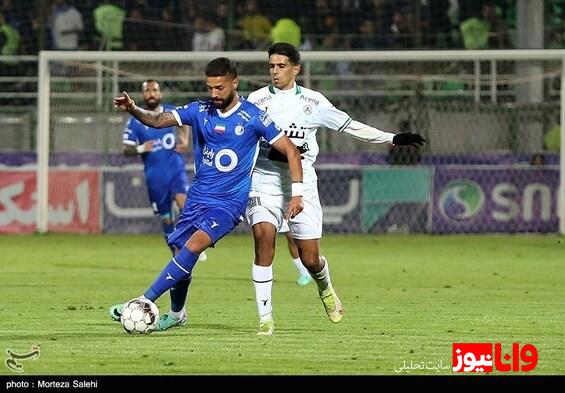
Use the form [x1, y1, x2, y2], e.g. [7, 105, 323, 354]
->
[392, 132, 426, 146]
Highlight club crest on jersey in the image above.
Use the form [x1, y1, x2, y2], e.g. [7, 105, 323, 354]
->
[303, 105, 313, 115]
[214, 124, 226, 134]
[235, 124, 245, 136]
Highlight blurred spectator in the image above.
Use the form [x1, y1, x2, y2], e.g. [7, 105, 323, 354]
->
[544, 124, 560, 152]
[93, 0, 126, 50]
[424, 0, 456, 48]
[214, 1, 228, 30]
[481, 1, 510, 49]
[0, 10, 20, 83]
[459, 6, 489, 49]
[192, 14, 224, 51]
[308, 0, 333, 48]
[236, 0, 272, 49]
[0, 10, 19, 56]
[351, 19, 385, 49]
[529, 153, 545, 167]
[160, 5, 190, 51]
[387, 5, 417, 49]
[50, 0, 83, 50]
[460, 0, 510, 49]
[271, 17, 301, 47]
[123, 7, 153, 51]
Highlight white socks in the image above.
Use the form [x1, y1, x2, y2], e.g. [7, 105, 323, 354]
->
[312, 258, 332, 293]
[252, 264, 273, 322]
[292, 257, 310, 276]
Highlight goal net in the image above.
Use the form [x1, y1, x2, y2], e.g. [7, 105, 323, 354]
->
[30, 50, 564, 234]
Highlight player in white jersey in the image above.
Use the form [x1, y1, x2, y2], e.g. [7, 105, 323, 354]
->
[245, 43, 426, 335]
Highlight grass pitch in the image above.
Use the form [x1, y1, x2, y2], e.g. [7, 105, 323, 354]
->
[0, 233, 563, 375]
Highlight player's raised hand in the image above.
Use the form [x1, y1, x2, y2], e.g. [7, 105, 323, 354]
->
[113, 91, 135, 112]
[392, 132, 426, 147]
[286, 196, 304, 219]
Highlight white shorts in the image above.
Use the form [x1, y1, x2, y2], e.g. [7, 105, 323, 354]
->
[279, 219, 290, 233]
[246, 182, 322, 240]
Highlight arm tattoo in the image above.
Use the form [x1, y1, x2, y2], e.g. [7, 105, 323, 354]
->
[129, 107, 177, 128]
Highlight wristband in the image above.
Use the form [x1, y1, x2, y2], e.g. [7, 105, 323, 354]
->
[136, 144, 146, 154]
[291, 182, 304, 197]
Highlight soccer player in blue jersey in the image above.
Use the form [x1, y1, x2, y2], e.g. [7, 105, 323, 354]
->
[110, 57, 304, 331]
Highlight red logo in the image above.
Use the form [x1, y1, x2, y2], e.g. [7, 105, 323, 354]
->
[453, 343, 538, 373]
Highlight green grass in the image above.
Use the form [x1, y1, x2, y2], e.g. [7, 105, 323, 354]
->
[0, 233, 563, 375]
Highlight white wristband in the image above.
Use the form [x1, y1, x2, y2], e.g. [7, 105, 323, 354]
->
[291, 182, 304, 197]
[136, 144, 146, 154]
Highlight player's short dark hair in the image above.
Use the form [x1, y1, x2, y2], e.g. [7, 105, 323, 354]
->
[142, 79, 159, 89]
[268, 42, 301, 65]
[205, 57, 238, 79]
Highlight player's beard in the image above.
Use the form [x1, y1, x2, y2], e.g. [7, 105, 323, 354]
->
[145, 98, 160, 110]
[212, 91, 235, 110]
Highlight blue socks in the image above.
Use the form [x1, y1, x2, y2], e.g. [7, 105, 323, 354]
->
[162, 220, 175, 257]
[162, 220, 174, 237]
[170, 276, 192, 313]
[144, 247, 199, 302]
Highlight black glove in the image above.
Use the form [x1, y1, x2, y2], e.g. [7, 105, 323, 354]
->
[392, 132, 426, 147]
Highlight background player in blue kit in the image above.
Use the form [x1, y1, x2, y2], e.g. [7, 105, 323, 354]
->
[111, 57, 304, 331]
[122, 79, 202, 256]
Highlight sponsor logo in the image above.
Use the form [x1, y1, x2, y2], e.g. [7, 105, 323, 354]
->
[438, 179, 485, 222]
[237, 110, 251, 121]
[259, 112, 273, 127]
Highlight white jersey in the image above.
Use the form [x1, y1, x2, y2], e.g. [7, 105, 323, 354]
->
[247, 83, 395, 195]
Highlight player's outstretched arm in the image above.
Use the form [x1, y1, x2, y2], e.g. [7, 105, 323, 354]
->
[271, 136, 304, 219]
[113, 91, 178, 128]
[342, 120, 426, 147]
[341, 120, 396, 144]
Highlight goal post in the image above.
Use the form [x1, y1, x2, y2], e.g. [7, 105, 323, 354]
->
[36, 49, 565, 234]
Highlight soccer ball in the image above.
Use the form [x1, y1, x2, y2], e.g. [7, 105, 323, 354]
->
[120, 297, 159, 334]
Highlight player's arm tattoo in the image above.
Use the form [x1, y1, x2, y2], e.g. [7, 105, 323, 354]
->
[129, 107, 177, 128]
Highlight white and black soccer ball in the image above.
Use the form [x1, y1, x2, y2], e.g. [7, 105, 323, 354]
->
[120, 297, 159, 334]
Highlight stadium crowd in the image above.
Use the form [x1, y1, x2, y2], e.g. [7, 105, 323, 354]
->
[1, 0, 562, 56]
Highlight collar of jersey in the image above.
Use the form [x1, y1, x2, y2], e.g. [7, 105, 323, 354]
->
[215, 101, 242, 118]
[268, 83, 301, 95]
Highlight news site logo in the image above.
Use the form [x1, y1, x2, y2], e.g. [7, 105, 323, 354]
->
[452, 343, 538, 373]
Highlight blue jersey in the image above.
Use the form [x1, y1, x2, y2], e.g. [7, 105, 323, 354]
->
[172, 98, 284, 216]
[122, 103, 186, 187]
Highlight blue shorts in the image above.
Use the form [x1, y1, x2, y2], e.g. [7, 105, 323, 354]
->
[147, 173, 189, 216]
[167, 202, 242, 250]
